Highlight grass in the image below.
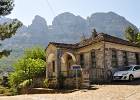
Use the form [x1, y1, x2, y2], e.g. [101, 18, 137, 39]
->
[0, 86, 18, 96]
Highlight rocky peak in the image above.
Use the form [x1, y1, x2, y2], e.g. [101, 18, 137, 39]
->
[27, 15, 48, 34]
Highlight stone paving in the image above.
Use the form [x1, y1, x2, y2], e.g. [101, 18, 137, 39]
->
[0, 81, 140, 100]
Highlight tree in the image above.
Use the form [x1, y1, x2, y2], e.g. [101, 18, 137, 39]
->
[125, 26, 138, 42]
[136, 32, 140, 44]
[0, 0, 22, 58]
[92, 28, 98, 38]
[0, 0, 14, 16]
[8, 47, 46, 88]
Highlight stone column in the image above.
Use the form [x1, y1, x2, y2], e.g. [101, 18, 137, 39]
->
[96, 48, 104, 68]
[118, 51, 123, 66]
[84, 52, 90, 69]
[105, 48, 112, 69]
[55, 49, 62, 78]
[128, 52, 136, 65]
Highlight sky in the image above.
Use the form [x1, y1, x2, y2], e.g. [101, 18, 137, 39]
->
[7, 0, 140, 27]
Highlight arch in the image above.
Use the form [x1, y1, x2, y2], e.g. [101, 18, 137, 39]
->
[61, 52, 76, 64]
[47, 53, 55, 63]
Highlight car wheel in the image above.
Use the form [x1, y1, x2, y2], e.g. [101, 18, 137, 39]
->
[129, 75, 134, 81]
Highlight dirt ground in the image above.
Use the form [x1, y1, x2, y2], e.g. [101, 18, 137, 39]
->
[1, 80, 140, 100]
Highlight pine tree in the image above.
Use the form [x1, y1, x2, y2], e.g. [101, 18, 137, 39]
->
[0, 0, 22, 58]
[0, 0, 14, 16]
[92, 28, 98, 38]
[125, 26, 137, 42]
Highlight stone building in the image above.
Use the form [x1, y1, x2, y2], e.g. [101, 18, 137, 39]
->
[45, 33, 140, 86]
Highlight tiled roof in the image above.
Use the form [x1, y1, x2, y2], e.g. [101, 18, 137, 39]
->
[48, 42, 78, 49]
[46, 33, 140, 50]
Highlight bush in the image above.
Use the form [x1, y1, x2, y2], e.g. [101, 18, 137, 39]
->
[43, 78, 49, 88]
[0, 77, 2, 85]
[58, 74, 65, 89]
[0, 86, 18, 96]
[0, 86, 5, 94]
[9, 88, 18, 95]
[8, 70, 27, 88]
[19, 79, 32, 89]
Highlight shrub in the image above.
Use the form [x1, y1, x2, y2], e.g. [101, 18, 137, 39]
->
[9, 88, 18, 95]
[8, 70, 27, 88]
[0, 86, 18, 96]
[19, 79, 32, 89]
[0, 86, 5, 94]
[43, 78, 49, 88]
[58, 74, 65, 89]
[0, 77, 2, 85]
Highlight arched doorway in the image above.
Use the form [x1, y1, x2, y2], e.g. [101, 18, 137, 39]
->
[47, 53, 56, 77]
[61, 52, 76, 77]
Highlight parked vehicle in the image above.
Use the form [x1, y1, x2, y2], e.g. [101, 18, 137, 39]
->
[113, 65, 140, 81]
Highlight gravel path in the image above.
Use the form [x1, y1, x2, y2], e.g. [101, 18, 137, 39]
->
[0, 81, 140, 100]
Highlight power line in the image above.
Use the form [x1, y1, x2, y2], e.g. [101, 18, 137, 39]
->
[44, 0, 66, 43]
[44, 0, 84, 43]
[44, 0, 56, 17]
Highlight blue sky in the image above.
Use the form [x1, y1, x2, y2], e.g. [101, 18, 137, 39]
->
[7, 0, 140, 27]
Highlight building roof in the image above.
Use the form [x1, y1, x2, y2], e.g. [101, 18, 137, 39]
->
[46, 33, 140, 50]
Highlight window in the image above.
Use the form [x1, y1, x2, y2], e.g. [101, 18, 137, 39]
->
[134, 66, 140, 70]
[52, 61, 55, 72]
[91, 51, 96, 68]
[123, 51, 128, 66]
[80, 54, 84, 68]
[135, 53, 140, 65]
[111, 50, 118, 67]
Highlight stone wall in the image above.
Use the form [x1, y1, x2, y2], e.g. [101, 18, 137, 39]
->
[84, 52, 90, 69]
[128, 52, 136, 65]
[105, 48, 112, 68]
[117, 50, 123, 66]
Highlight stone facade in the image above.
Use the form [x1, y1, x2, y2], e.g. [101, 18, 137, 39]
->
[46, 33, 140, 86]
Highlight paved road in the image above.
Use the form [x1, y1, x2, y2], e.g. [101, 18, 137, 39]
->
[1, 80, 140, 100]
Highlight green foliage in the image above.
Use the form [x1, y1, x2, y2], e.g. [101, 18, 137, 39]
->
[14, 58, 46, 78]
[0, 86, 17, 96]
[9, 88, 18, 95]
[0, 19, 23, 40]
[0, 50, 11, 59]
[0, 0, 22, 58]
[8, 47, 46, 88]
[24, 47, 46, 61]
[43, 78, 49, 88]
[92, 28, 98, 38]
[58, 74, 65, 89]
[8, 70, 27, 88]
[125, 26, 138, 42]
[136, 33, 140, 44]
[19, 79, 32, 89]
[0, 0, 14, 16]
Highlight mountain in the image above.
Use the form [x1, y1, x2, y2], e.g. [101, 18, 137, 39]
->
[50, 12, 89, 42]
[0, 12, 139, 72]
[87, 12, 138, 38]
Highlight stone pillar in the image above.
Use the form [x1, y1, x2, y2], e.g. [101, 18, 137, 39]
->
[55, 49, 62, 78]
[105, 48, 112, 69]
[96, 48, 104, 68]
[84, 52, 90, 69]
[75, 54, 80, 65]
[128, 52, 136, 65]
[118, 51, 123, 66]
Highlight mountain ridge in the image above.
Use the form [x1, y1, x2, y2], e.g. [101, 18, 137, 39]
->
[0, 11, 139, 71]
